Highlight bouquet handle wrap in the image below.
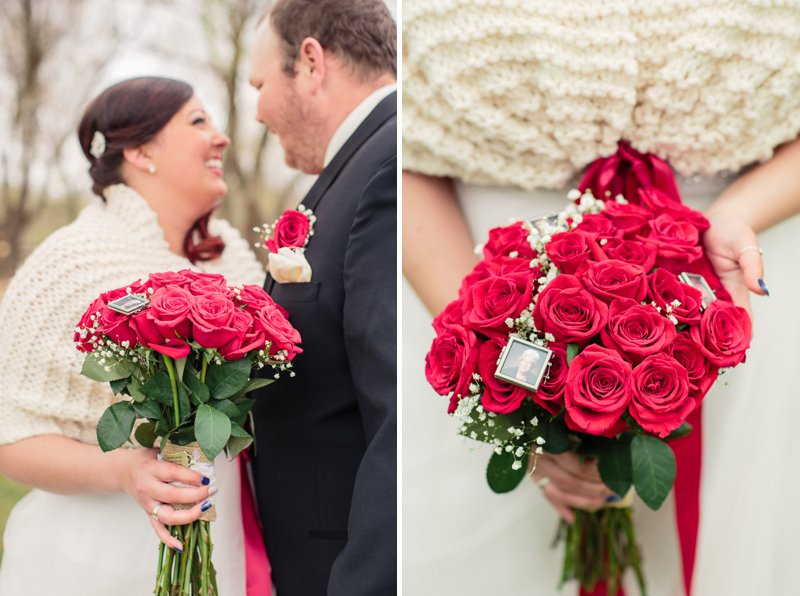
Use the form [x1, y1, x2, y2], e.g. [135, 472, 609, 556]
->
[160, 440, 217, 522]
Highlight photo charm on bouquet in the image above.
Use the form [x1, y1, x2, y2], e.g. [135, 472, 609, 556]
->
[527, 214, 561, 238]
[494, 337, 552, 392]
[679, 272, 717, 310]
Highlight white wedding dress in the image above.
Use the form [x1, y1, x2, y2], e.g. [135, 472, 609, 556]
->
[402, 177, 800, 595]
[0, 456, 246, 595]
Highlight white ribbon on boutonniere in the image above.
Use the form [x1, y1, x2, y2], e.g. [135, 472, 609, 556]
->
[268, 247, 313, 283]
[254, 204, 316, 283]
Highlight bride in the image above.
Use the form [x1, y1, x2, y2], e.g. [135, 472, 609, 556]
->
[402, 2, 800, 594]
[0, 77, 265, 594]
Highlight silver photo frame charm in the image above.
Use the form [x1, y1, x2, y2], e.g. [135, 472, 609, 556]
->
[494, 336, 553, 392]
[526, 214, 561, 238]
[107, 294, 149, 315]
[678, 272, 717, 310]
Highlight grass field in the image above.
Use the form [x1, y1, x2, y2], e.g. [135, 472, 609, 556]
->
[0, 475, 30, 561]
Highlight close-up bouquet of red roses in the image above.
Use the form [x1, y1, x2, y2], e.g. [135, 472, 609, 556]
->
[424, 144, 752, 594]
[74, 269, 301, 596]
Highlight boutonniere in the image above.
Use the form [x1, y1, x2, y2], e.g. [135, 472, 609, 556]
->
[255, 205, 316, 283]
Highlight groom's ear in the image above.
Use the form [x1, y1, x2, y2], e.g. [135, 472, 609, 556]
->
[297, 36, 326, 94]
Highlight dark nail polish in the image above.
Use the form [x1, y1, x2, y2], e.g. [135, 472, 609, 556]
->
[172, 546, 183, 554]
[201, 500, 212, 512]
[758, 279, 770, 297]
[201, 476, 210, 486]
[605, 494, 622, 504]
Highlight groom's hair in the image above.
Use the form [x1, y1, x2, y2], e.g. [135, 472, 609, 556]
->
[264, 0, 396, 82]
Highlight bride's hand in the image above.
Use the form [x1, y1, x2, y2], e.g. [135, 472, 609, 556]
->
[530, 452, 617, 524]
[117, 448, 213, 551]
[703, 208, 767, 317]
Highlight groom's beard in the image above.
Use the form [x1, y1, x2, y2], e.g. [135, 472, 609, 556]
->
[277, 86, 326, 174]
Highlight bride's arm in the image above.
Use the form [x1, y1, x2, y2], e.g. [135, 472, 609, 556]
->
[402, 172, 478, 315]
[703, 135, 800, 312]
[0, 435, 211, 551]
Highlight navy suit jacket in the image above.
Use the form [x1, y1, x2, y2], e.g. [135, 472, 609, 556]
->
[251, 92, 397, 596]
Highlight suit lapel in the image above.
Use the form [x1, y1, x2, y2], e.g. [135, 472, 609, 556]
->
[265, 91, 396, 294]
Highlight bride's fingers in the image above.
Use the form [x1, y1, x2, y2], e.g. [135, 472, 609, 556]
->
[148, 479, 211, 505]
[149, 501, 207, 527]
[736, 246, 767, 296]
[535, 457, 612, 499]
[540, 482, 606, 519]
[148, 514, 184, 551]
[153, 461, 208, 487]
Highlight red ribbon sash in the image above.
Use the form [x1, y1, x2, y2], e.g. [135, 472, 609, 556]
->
[239, 451, 271, 595]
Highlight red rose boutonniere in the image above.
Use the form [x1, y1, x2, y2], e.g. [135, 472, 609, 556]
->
[255, 205, 316, 283]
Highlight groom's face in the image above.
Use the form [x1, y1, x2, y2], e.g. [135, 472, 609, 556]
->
[249, 21, 325, 174]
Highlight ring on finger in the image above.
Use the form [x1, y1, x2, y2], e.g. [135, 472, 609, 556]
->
[151, 503, 163, 523]
[536, 476, 550, 491]
[737, 245, 763, 258]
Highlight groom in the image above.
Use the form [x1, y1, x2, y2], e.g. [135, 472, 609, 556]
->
[247, 1, 396, 594]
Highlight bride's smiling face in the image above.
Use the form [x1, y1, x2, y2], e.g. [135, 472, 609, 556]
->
[145, 96, 231, 214]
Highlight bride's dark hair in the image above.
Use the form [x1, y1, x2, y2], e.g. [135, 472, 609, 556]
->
[77, 76, 224, 263]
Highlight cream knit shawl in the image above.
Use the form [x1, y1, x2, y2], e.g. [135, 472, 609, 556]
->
[403, 0, 800, 190]
[0, 184, 264, 446]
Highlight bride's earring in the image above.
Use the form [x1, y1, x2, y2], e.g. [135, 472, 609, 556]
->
[147, 163, 157, 174]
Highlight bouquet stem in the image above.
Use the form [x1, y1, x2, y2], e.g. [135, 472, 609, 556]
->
[558, 507, 646, 596]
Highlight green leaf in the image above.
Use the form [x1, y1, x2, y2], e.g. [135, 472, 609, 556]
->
[195, 404, 232, 460]
[127, 377, 146, 402]
[205, 359, 251, 400]
[184, 372, 210, 404]
[177, 382, 192, 424]
[132, 399, 161, 420]
[109, 378, 128, 395]
[241, 377, 273, 394]
[96, 401, 136, 452]
[211, 399, 239, 418]
[539, 418, 570, 454]
[140, 372, 175, 405]
[486, 450, 526, 493]
[81, 357, 131, 383]
[226, 424, 253, 459]
[134, 421, 157, 448]
[566, 343, 580, 366]
[174, 357, 187, 385]
[169, 424, 196, 446]
[598, 438, 633, 497]
[665, 421, 693, 441]
[631, 435, 676, 510]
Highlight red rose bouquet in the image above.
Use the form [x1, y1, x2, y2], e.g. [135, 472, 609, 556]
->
[75, 269, 301, 596]
[425, 144, 751, 593]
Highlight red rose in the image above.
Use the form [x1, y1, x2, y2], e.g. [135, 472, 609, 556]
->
[598, 201, 651, 238]
[690, 301, 751, 367]
[668, 334, 718, 401]
[147, 271, 191, 290]
[564, 345, 632, 437]
[218, 309, 265, 361]
[577, 259, 648, 304]
[150, 338, 191, 360]
[189, 292, 237, 349]
[638, 188, 710, 235]
[483, 222, 536, 260]
[237, 284, 288, 318]
[575, 213, 619, 239]
[254, 305, 303, 360]
[629, 353, 694, 438]
[266, 210, 311, 252]
[601, 237, 657, 272]
[546, 231, 606, 274]
[425, 325, 478, 408]
[477, 338, 528, 414]
[647, 268, 703, 325]
[432, 298, 465, 335]
[533, 275, 608, 345]
[148, 286, 193, 339]
[532, 344, 567, 414]
[462, 269, 535, 337]
[74, 296, 106, 352]
[601, 298, 677, 363]
[459, 256, 534, 297]
[97, 306, 139, 348]
[644, 214, 703, 273]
